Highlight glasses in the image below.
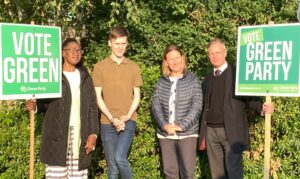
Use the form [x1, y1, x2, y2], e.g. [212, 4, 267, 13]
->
[208, 50, 224, 57]
[64, 48, 83, 54]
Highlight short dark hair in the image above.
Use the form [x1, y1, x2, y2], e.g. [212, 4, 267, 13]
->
[109, 26, 129, 40]
[62, 38, 80, 50]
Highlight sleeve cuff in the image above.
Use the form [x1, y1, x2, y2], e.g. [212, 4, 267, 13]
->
[91, 134, 97, 139]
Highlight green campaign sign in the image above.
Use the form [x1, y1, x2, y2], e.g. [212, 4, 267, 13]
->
[236, 23, 300, 96]
[0, 23, 61, 100]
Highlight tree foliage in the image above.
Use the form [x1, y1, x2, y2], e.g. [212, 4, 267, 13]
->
[0, 0, 299, 178]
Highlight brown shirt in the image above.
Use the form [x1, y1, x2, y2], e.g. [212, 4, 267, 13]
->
[92, 57, 143, 124]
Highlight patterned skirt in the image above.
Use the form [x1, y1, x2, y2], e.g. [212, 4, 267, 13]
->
[45, 127, 88, 179]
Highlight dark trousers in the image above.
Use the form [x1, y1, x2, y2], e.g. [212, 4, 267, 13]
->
[206, 127, 243, 179]
[159, 137, 197, 179]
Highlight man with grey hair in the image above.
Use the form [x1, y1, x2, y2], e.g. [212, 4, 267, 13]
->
[199, 38, 274, 179]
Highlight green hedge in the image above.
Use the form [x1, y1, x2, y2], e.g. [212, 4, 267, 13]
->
[0, 102, 44, 178]
[0, 76, 299, 178]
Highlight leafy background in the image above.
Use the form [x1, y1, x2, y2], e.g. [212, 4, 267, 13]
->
[0, 0, 299, 178]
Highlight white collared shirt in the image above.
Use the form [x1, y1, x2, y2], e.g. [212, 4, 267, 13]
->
[213, 61, 228, 76]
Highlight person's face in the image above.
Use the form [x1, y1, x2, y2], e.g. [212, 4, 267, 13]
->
[165, 50, 184, 75]
[62, 42, 82, 66]
[109, 36, 128, 58]
[208, 42, 227, 69]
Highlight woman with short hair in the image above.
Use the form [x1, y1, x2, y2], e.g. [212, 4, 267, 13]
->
[26, 38, 99, 178]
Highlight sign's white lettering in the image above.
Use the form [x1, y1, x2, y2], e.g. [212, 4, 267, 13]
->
[245, 41, 292, 81]
[12, 32, 52, 56]
[3, 57, 59, 83]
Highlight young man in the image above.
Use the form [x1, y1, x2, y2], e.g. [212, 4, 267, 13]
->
[92, 26, 142, 179]
[199, 38, 274, 179]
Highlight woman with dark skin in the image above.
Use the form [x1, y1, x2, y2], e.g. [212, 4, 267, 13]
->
[26, 38, 99, 178]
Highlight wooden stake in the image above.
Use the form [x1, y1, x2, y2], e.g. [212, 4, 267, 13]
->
[29, 109, 35, 179]
[263, 96, 272, 179]
[29, 21, 35, 179]
[264, 21, 275, 179]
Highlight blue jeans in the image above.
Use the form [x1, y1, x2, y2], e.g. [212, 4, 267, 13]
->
[101, 120, 136, 179]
